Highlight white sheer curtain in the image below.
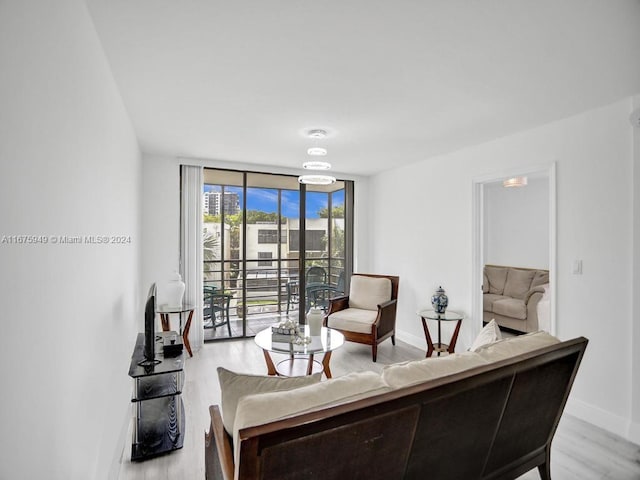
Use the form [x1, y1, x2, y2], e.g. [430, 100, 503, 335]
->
[180, 165, 203, 353]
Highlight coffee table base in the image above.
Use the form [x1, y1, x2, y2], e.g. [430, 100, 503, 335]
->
[262, 350, 333, 378]
[276, 358, 323, 377]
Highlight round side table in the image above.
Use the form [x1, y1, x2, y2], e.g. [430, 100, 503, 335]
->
[418, 309, 464, 357]
[157, 303, 195, 357]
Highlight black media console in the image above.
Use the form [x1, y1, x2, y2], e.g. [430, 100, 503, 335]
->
[128, 332, 185, 461]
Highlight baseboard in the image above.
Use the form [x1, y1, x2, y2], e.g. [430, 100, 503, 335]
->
[395, 329, 426, 352]
[628, 420, 640, 446]
[565, 397, 631, 441]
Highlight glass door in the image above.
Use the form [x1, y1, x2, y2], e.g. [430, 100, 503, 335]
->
[203, 170, 243, 340]
[203, 168, 350, 341]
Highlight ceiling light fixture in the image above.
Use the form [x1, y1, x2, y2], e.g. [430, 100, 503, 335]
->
[298, 128, 335, 185]
[298, 174, 336, 185]
[307, 147, 327, 156]
[308, 129, 327, 139]
[303, 160, 331, 170]
[503, 176, 528, 188]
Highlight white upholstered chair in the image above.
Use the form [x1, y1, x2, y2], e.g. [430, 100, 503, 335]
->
[324, 273, 399, 362]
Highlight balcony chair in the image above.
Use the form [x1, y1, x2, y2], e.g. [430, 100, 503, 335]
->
[285, 266, 328, 314]
[306, 265, 327, 285]
[307, 270, 345, 313]
[285, 280, 299, 315]
[203, 286, 232, 337]
[324, 273, 399, 362]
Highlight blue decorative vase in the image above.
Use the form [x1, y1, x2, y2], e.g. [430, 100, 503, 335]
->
[431, 286, 448, 314]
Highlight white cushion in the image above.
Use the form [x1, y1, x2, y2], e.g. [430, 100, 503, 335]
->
[474, 330, 560, 363]
[349, 275, 392, 311]
[217, 367, 321, 434]
[469, 319, 502, 352]
[233, 371, 391, 476]
[382, 351, 490, 389]
[326, 307, 377, 334]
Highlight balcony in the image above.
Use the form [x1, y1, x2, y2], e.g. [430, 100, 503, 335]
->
[203, 262, 344, 341]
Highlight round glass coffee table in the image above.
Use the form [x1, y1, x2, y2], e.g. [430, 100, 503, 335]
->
[254, 325, 344, 378]
[417, 309, 464, 357]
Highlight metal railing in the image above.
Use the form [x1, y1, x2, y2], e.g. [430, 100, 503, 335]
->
[203, 259, 344, 335]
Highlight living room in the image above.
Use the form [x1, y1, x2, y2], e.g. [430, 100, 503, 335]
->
[1, 1, 640, 479]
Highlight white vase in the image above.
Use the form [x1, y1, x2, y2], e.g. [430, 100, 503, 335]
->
[166, 271, 185, 307]
[307, 308, 323, 336]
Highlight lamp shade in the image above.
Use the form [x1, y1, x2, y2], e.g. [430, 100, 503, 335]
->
[303, 160, 331, 170]
[298, 174, 336, 185]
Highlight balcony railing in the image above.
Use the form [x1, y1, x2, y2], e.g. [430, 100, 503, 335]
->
[203, 259, 344, 337]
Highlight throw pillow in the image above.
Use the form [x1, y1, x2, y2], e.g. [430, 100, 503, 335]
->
[469, 319, 502, 352]
[503, 268, 536, 300]
[482, 271, 489, 294]
[217, 367, 321, 434]
[485, 266, 508, 295]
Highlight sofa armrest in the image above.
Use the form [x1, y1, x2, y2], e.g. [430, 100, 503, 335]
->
[524, 285, 546, 304]
[525, 292, 544, 332]
[205, 405, 234, 480]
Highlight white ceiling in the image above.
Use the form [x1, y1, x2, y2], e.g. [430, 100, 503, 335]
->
[86, 0, 640, 176]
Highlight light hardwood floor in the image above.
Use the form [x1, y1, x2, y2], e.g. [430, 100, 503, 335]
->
[118, 337, 640, 480]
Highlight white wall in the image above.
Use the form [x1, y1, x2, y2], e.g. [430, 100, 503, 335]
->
[370, 98, 637, 443]
[142, 155, 370, 297]
[631, 96, 640, 444]
[141, 154, 182, 302]
[484, 178, 549, 269]
[0, 1, 141, 478]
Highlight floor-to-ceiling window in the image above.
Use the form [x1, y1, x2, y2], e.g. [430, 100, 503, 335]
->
[203, 168, 352, 341]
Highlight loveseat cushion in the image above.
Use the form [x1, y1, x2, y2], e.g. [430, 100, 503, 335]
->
[503, 268, 536, 300]
[474, 330, 560, 363]
[485, 266, 508, 295]
[483, 293, 508, 312]
[327, 307, 377, 334]
[492, 297, 527, 320]
[233, 371, 391, 472]
[349, 275, 391, 311]
[217, 367, 321, 434]
[382, 352, 490, 389]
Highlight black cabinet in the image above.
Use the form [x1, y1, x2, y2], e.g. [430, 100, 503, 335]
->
[128, 332, 185, 460]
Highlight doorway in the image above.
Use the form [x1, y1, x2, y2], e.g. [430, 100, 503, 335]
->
[471, 163, 557, 340]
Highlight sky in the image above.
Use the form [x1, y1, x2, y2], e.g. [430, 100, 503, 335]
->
[204, 184, 344, 219]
